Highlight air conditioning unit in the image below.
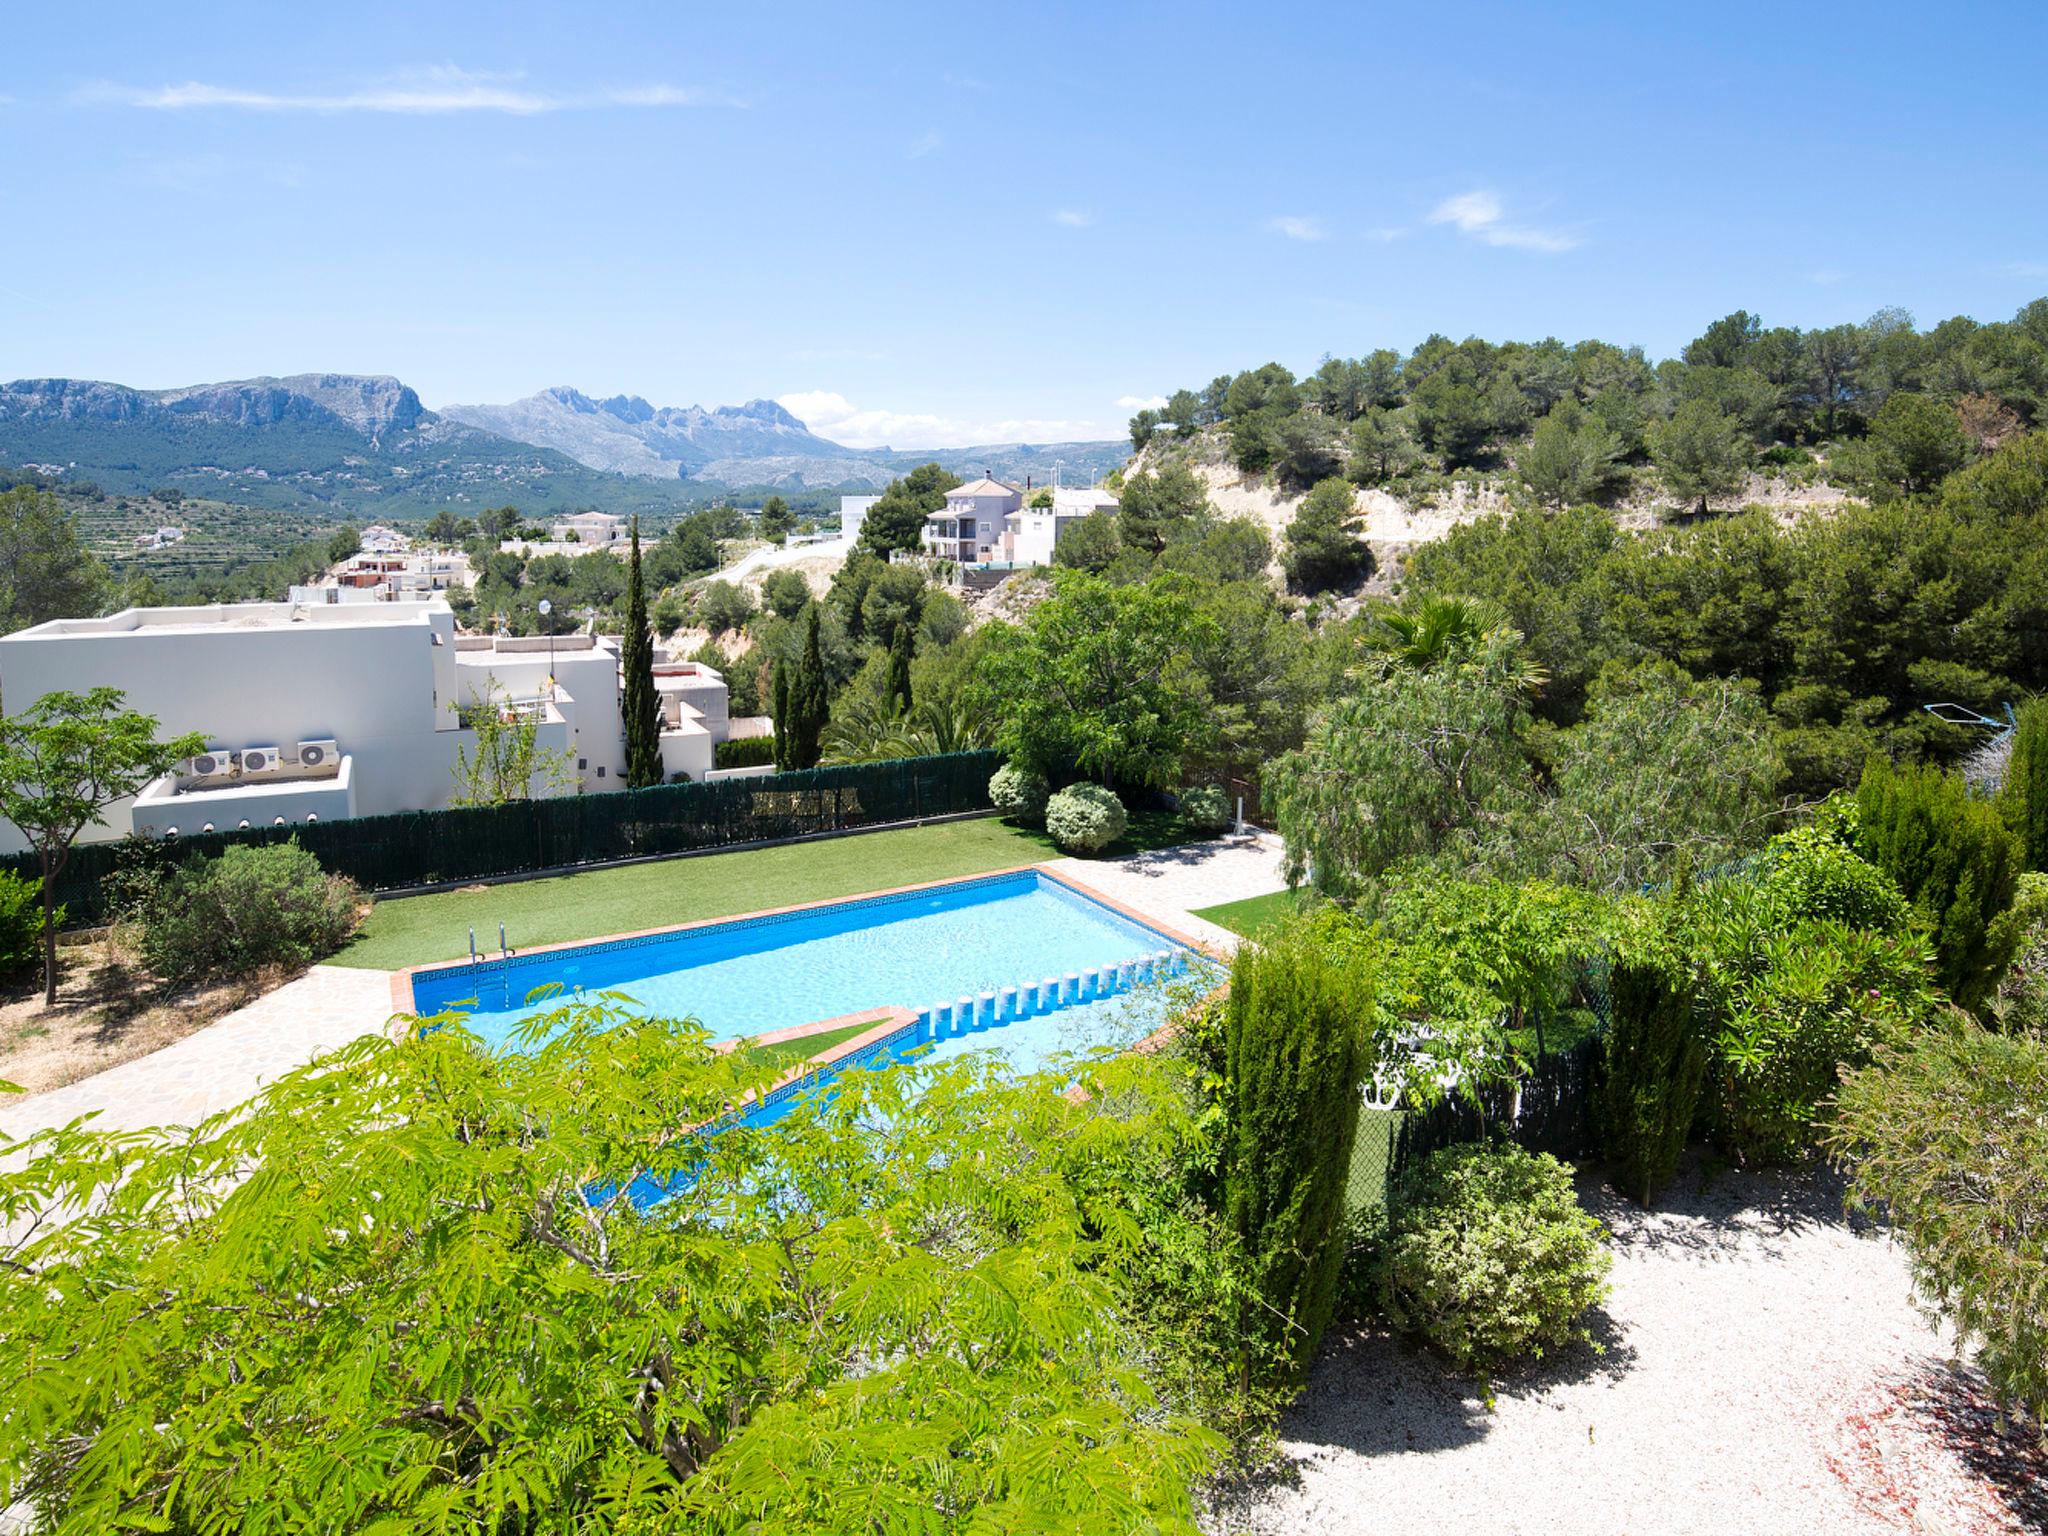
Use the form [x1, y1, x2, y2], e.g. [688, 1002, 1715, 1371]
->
[239, 746, 282, 774]
[188, 752, 230, 777]
[296, 739, 339, 769]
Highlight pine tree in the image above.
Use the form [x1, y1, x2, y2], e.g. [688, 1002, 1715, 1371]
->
[783, 605, 828, 770]
[620, 517, 663, 788]
[2002, 699, 2048, 871]
[1220, 925, 1373, 1382]
[886, 622, 914, 716]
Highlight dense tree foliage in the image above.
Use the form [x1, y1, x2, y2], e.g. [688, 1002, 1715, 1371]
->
[0, 486, 108, 633]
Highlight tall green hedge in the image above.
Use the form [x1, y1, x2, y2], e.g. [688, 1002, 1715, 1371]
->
[1221, 923, 1375, 1381]
[1855, 756, 2023, 1014]
[1595, 921, 1706, 1205]
[2003, 699, 2048, 872]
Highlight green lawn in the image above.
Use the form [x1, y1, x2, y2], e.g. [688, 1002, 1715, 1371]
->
[1191, 886, 1307, 940]
[748, 1020, 882, 1073]
[336, 819, 1052, 971]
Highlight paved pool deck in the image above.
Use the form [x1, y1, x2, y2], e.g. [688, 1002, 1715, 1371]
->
[0, 833, 1289, 1145]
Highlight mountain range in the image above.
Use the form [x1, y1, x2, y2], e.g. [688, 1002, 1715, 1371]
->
[0, 373, 1127, 518]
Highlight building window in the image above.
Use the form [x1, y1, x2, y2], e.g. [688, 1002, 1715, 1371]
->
[597, 766, 606, 777]
[577, 757, 587, 770]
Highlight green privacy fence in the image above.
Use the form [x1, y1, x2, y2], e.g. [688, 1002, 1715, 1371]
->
[13, 750, 1004, 925]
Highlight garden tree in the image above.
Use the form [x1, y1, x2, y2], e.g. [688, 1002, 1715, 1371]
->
[1218, 921, 1375, 1380]
[975, 571, 1220, 789]
[1651, 398, 1751, 514]
[1505, 664, 1780, 893]
[856, 462, 961, 557]
[0, 487, 109, 634]
[858, 563, 929, 643]
[771, 659, 790, 770]
[761, 566, 811, 619]
[1116, 462, 1209, 553]
[422, 509, 474, 543]
[919, 587, 970, 647]
[1860, 391, 1973, 497]
[1831, 1020, 2048, 1443]
[781, 604, 829, 769]
[1052, 508, 1121, 572]
[1347, 406, 1420, 485]
[1174, 577, 1325, 783]
[453, 683, 578, 808]
[758, 494, 793, 544]
[2002, 698, 2048, 869]
[1518, 397, 1624, 508]
[820, 689, 994, 765]
[0, 690, 203, 1002]
[1596, 908, 1708, 1205]
[621, 519, 663, 788]
[1265, 633, 1537, 897]
[885, 621, 913, 715]
[1853, 756, 2024, 1013]
[0, 1006, 1227, 1531]
[694, 579, 756, 636]
[1281, 477, 1369, 593]
[1367, 593, 1540, 683]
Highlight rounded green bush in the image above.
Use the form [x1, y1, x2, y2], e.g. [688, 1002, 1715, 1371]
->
[1179, 784, 1233, 834]
[988, 764, 1051, 824]
[1375, 1142, 1610, 1374]
[135, 841, 362, 988]
[1044, 783, 1128, 855]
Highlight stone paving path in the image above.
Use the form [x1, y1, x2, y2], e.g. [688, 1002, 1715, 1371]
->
[0, 835, 1290, 1145]
[0, 966, 397, 1144]
[1049, 829, 1289, 953]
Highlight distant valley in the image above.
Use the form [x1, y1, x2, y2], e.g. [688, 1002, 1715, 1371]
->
[0, 373, 1127, 518]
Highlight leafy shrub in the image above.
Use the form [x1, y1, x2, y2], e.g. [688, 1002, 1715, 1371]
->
[1222, 922, 1376, 1381]
[0, 870, 51, 983]
[1989, 873, 2048, 1033]
[1045, 783, 1127, 854]
[1831, 1021, 2048, 1443]
[989, 763, 1051, 823]
[1375, 1143, 1610, 1374]
[1178, 784, 1233, 834]
[1690, 826, 1944, 1164]
[1595, 919, 1706, 1205]
[135, 842, 361, 987]
[714, 735, 776, 770]
[1855, 757, 2024, 1014]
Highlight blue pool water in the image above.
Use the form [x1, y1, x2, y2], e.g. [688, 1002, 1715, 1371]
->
[411, 870, 1205, 1071]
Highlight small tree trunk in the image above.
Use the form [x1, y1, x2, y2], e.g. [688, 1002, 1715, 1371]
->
[39, 857, 57, 1006]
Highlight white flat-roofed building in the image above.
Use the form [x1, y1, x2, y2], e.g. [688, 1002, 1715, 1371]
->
[1001, 485, 1120, 566]
[840, 495, 880, 542]
[0, 596, 738, 848]
[550, 510, 625, 546]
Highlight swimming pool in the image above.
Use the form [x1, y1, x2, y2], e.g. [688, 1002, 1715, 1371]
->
[406, 868, 1211, 1073]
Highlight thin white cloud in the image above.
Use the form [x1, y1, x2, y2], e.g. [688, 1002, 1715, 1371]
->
[1362, 226, 1408, 244]
[1427, 189, 1580, 253]
[1269, 215, 1328, 242]
[907, 129, 943, 159]
[1116, 395, 1168, 411]
[1051, 208, 1092, 228]
[779, 390, 1108, 450]
[81, 66, 725, 115]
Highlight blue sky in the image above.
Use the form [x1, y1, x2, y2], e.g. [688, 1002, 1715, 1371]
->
[3, 1, 2045, 448]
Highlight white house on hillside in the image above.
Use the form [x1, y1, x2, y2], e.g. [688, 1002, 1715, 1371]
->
[921, 477, 1022, 563]
[840, 495, 880, 542]
[1001, 485, 1120, 566]
[550, 511, 625, 546]
[0, 598, 741, 851]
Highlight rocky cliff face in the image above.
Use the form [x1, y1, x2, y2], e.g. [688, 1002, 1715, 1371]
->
[1, 374, 429, 439]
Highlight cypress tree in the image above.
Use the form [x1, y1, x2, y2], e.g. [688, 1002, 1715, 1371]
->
[620, 516, 663, 788]
[771, 660, 790, 771]
[886, 622, 914, 716]
[2002, 699, 2048, 872]
[1595, 942, 1705, 1205]
[1220, 924, 1372, 1383]
[784, 605, 828, 770]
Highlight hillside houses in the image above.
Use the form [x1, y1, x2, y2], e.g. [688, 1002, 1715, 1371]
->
[919, 475, 1119, 572]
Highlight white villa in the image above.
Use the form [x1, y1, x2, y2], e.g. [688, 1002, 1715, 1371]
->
[839, 495, 881, 542]
[0, 598, 749, 851]
[550, 511, 625, 546]
[358, 524, 411, 555]
[920, 477, 1120, 569]
[290, 549, 473, 606]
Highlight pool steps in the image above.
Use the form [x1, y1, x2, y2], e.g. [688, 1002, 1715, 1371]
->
[918, 948, 1187, 1042]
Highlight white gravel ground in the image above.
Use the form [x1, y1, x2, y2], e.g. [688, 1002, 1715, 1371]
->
[1211, 1161, 2046, 1536]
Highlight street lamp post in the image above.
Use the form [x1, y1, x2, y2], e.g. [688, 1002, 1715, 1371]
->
[537, 598, 554, 692]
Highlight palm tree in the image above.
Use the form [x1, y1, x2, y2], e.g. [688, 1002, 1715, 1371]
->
[1368, 594, 1549, 694]
[820, 693, 994, 765]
